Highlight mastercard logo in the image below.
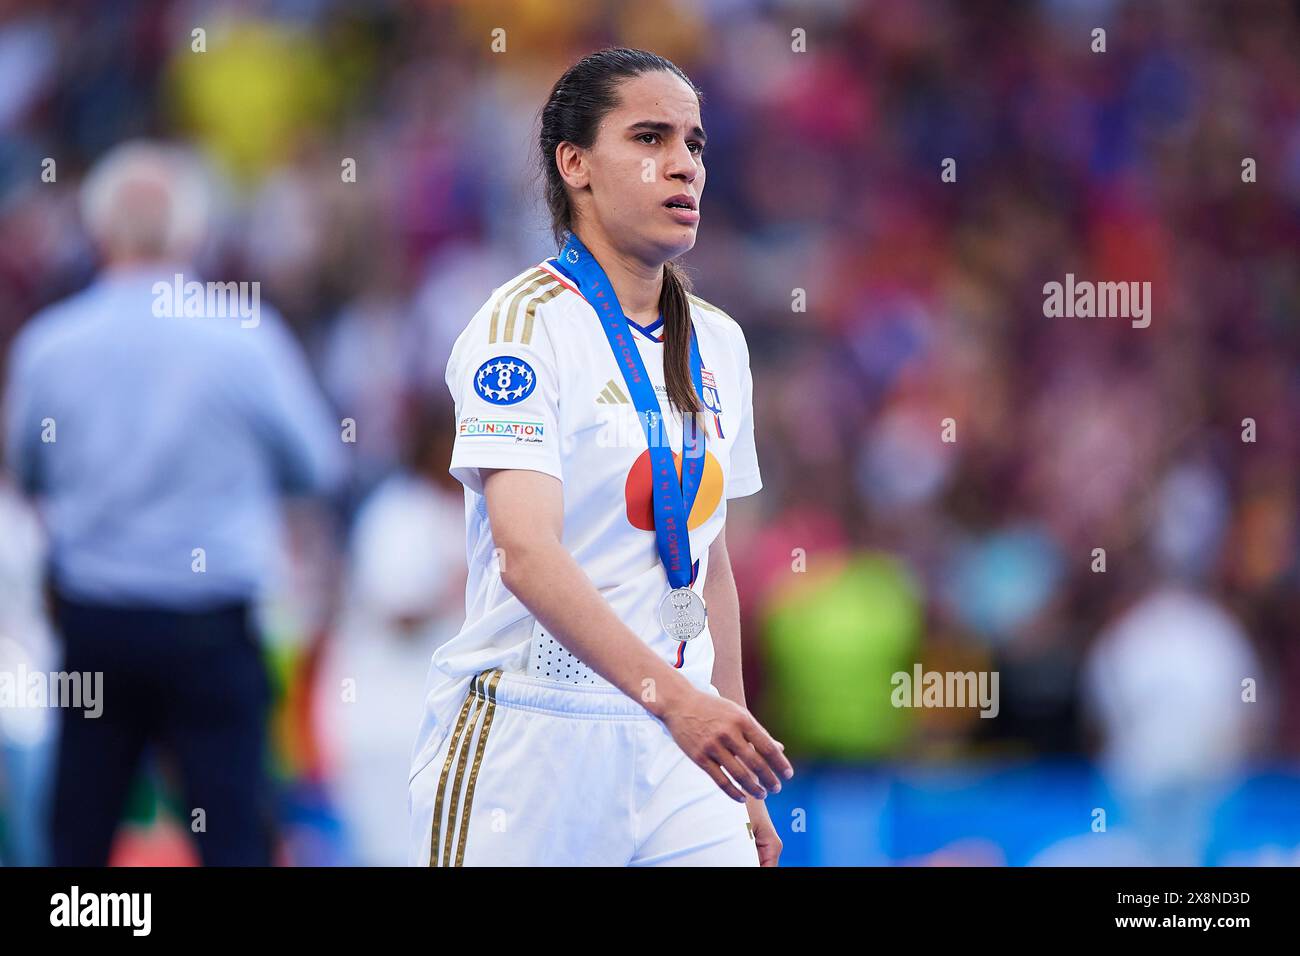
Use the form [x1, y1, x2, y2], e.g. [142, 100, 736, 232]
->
[624, 449, 724, 531]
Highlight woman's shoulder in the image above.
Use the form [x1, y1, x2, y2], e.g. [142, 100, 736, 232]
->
[479, 260, 571, 312]
[687, 291, 751, 358]
[460, 260, 582, 345]
[685, 290, 735, 325]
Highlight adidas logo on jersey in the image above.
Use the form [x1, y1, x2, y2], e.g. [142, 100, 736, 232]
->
[595, 379, 630, 405]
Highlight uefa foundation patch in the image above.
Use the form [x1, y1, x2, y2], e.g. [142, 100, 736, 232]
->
[458, 417, 545, 444]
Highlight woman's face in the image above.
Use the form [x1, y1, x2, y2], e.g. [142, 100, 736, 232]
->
[570, 70, 706, 265]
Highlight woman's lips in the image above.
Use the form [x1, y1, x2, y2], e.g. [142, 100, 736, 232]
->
[664, 205, 700, 224]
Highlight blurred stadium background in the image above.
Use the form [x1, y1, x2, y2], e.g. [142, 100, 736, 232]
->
[1, 0, 1298, 866]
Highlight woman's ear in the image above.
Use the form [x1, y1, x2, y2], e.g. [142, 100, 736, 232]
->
[554, 141, 589, 190]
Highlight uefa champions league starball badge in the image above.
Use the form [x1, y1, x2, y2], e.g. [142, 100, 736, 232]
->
[659, 587, 707, 642]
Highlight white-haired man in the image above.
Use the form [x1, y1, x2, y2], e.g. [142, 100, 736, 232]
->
[2, 140, 345, 865]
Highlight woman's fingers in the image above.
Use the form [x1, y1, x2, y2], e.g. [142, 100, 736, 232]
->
[667, 692, 794, 802]
[710, 744, 767, 799]
[744, 718, 794, 782]
[697, 754, 748, 802]
[733, 738, 784, 793]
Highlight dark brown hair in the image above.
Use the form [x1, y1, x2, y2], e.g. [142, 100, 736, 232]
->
[539, 47, 702, 416]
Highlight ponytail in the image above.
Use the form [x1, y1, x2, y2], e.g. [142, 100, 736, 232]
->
[659, 260, 702, 417]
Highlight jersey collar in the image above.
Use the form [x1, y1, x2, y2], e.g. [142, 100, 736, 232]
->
[543, 257, 665, 343]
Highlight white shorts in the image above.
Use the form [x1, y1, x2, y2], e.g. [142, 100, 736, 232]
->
[407, 668, 759, 867]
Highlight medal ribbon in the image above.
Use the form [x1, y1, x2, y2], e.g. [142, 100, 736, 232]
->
[554, 233, 706, 591]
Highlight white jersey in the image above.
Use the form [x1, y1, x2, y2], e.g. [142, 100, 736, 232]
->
[408, 259, 762, 784]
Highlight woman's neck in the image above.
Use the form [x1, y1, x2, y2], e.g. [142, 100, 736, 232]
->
[572, 223, 663, 322]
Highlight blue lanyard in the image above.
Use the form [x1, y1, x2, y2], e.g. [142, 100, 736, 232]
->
[553, 233, 705, 590]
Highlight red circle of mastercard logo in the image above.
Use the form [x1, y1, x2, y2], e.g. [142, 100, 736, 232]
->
[624, 449, 724, 531]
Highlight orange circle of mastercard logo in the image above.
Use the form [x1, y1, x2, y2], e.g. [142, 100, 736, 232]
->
[624, 449, 723, 531]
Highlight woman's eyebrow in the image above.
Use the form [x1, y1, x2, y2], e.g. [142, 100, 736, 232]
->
[627, 120, 707, 144]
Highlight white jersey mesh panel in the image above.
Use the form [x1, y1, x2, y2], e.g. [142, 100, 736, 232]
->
[525, 621, 608, 686]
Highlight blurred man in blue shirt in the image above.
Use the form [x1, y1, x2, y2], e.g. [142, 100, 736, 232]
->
[2, 141, 346, 865]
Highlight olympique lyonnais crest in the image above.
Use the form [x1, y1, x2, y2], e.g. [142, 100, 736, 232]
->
[700, 367, 725, 438]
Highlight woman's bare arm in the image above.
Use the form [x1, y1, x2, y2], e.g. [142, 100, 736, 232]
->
[705, 526, 746, 707]
[481, 467, 793, 800]
[482, 466, 692, 712]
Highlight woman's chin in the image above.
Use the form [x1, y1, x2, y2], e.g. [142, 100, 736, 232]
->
[655, 225, 699, 260]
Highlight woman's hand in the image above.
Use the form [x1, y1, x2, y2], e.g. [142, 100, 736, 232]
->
[746, 798, 783, 866]
[659, 688, 793, 802]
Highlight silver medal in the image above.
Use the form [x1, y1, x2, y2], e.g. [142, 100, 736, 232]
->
[659, 586, 707, 642]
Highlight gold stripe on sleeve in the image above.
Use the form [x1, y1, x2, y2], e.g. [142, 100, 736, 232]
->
[454, 668, 504, 866]
[503, 275, 557, 344]
[520, 283, 564, 345]
[489, 270, 546, 344]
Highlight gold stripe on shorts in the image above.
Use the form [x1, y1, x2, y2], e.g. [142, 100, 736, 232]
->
[441, 679, 485, 866]
[429, 668, 504, 867]
[428, 673, 481, 867]
[454, 669, 503, 866]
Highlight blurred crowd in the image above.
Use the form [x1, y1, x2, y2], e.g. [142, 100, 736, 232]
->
[0, 0, 1297, 865]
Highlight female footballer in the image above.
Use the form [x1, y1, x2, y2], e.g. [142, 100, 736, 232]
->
[408, 47, 792, 867]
